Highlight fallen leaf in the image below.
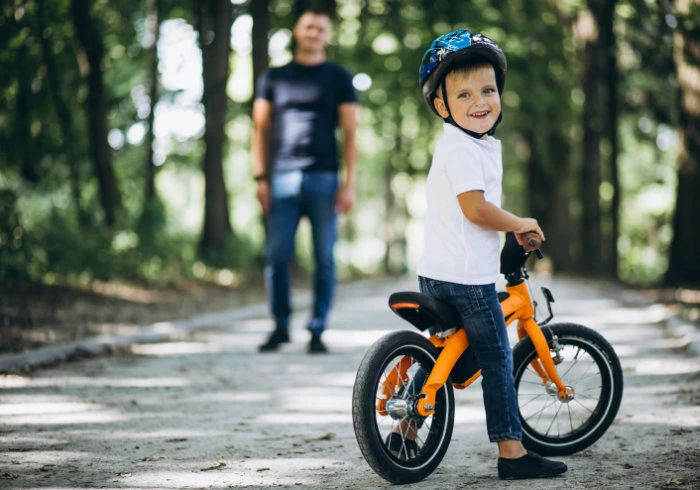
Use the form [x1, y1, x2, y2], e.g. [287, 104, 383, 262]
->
[256, 467, 270, 472]
[304, 432, 336, 443]
[140, 455, 167, 462]
[200, 461, 227, 472]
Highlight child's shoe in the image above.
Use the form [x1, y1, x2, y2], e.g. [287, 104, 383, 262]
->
[497, 451, 567, 480]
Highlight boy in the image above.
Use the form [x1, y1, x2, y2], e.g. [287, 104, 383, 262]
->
[416, 30, 567, 480]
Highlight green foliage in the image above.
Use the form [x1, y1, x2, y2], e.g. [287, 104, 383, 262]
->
[0, 0, 689, 289]
[0, 189, 32, 284]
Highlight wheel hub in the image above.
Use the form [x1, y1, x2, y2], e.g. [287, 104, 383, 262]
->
[386, 395, 422, 420]
[545, 382, 575, 402]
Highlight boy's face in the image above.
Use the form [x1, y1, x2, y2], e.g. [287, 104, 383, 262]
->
[293, 12, 331, 54]
[433, 65, 501, 138]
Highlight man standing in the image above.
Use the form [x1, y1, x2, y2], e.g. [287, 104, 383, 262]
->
[251, 8, 358, 353]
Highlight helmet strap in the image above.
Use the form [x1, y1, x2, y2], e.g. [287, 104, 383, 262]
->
[440, 82, 502, 139]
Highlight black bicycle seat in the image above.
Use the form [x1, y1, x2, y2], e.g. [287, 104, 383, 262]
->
[388, 291, 461, 332]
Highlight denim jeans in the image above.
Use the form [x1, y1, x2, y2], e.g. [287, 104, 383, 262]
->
[265, 171, 338, 334]
[418, 276, 522, 442]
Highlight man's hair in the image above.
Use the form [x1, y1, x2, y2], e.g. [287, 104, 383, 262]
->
[293, 1, 336, 22]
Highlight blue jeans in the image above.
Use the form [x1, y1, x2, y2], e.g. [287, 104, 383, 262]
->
[418, 276, 522, 442]
[265, 171, 338, 334]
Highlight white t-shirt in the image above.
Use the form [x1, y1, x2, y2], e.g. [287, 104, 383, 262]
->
[416, 123, 503, 285]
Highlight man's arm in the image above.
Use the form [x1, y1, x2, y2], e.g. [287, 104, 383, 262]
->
[457, 190, 545, 244]
[336, 102, 358, 214]
[251, 98, 273, 215]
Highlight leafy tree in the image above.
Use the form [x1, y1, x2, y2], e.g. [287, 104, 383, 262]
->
[666, 0, 700, 285]
[193, 0, 235, 261]
[70, 0, 122, 226]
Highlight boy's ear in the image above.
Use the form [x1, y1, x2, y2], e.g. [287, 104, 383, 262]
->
[433, 95, 449, 119]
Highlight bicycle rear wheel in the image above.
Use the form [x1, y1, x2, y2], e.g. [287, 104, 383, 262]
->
[352, 330, 454, 484]
[513, 323, 623, 455]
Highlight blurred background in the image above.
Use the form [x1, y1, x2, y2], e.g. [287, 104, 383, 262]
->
[0, 0, 698, 311]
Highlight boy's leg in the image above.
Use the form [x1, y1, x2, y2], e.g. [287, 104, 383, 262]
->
[418, 278, 566, 479]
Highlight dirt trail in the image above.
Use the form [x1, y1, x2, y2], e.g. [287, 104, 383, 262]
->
[0, 276, 698, 489]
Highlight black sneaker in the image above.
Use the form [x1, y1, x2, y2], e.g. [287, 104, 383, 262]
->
[258, 329, 290, 352]
[385, 432, 418, 460]
[498, 451, 567, 480]
[307, 332, 328, 354]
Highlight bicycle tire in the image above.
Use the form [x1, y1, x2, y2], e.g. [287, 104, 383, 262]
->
[512, 322, 623, 456]
[352, 330, 454, 484]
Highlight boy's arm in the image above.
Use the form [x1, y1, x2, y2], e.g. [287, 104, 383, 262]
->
[335, 102, 358, 214]
[251, 98, 273, 215]
[457, 190, 545, 244]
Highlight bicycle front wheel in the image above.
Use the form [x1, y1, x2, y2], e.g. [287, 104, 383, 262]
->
[352, 330, 454, 484]
[513, 322, 623, 456]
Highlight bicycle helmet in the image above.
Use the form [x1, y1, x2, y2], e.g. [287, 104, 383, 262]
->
[419, 30, 507, 138]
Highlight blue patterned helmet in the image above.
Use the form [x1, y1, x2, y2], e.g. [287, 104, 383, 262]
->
[419, 30, 507, 116]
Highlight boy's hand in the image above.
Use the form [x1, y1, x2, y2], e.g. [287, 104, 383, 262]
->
[514, 218, 545, 246]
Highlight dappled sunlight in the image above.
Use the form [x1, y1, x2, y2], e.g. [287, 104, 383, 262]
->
[323, 328, 401, 348]
[622, 357, 699, 376]
[1, 398, 126, 425]
[555, 304, 670, 326]
[316, 370, 358, 388]
[114, 457, 348, 488]
[27, 376, 191, 389]
[195, 391, 272, 403]
[131, 341, 221, 356]
[254, 412, 348, 425]
[453, 404, 487, 425]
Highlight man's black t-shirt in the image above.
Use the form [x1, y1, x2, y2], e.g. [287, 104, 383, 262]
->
[255, 61, 357, 174]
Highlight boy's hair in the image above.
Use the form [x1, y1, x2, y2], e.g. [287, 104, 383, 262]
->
[444, 56, 496, 81]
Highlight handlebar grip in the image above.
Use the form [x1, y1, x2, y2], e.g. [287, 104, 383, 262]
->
[523, 232, 542, 253]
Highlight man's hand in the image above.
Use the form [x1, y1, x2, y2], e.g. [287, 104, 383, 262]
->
[256, 180, 272, 216]
[335, 185, 355, 214]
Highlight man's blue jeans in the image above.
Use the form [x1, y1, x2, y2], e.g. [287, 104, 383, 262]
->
[418, 276, 522, 442]
[265, 171, 338, 334]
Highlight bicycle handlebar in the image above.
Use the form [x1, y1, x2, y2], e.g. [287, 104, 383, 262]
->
[523, 232, 542, 252]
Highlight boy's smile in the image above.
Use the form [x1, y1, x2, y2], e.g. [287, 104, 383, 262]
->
[433, 64, 501, 138]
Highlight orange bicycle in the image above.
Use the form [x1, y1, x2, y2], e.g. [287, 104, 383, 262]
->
[352, 233, 623, 484]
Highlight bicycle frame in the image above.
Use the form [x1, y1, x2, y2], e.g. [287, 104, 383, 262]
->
[392, 279, 574, 418]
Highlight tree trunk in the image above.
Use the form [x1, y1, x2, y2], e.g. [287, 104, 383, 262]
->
[601, 1, 619, 278]
[143, 0, 161, 205]
[37, 1, 88, 227]
[579, 1, 615, 276]
[666, 0, 700, 285]
[606, 13, 620, 279]
[194, 0, 234, 259]
[250, 0, 270, 97]
[70, 0, 121, 227]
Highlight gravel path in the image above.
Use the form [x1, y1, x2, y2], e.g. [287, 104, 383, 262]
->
[1, 275, 698, 489]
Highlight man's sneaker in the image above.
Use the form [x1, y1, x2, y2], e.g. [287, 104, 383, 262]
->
[497, 451, 567, 480]
[385, 432, 418, 460]
[307, 332, 328, 354]
[258, 329, 290, 352]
